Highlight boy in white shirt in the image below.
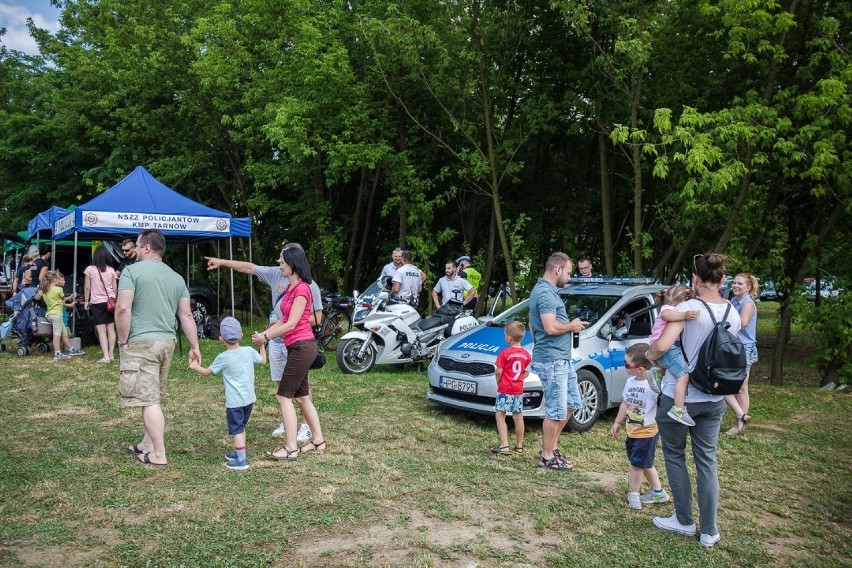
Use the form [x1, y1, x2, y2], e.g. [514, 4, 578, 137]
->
[610, 343, 670, 509]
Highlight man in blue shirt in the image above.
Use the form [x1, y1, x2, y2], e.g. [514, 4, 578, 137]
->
[529, 252, 588, 471]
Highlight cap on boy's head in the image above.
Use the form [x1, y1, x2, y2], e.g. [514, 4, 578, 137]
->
[456, 255, 471, 264]
[219, 317, 242, 344]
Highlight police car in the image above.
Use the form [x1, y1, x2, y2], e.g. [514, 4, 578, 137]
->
[427, 278, 664, 431]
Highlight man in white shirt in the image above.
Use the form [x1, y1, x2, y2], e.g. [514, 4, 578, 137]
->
[432, 259, 476, 310]
[391, 250, 426, 305]
[380, 248, 403, 280]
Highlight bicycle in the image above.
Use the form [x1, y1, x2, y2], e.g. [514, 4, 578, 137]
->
[314, 291, 354, 351]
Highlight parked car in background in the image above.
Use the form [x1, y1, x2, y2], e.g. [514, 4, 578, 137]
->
[759, 280, 783, 302]
[427, 278, 663, 432]
[802, 278, 843, 300]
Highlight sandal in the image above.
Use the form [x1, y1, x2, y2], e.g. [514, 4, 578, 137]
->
[538, 455, 573, 471]
[491, 445, 510, 454]
[299, 440, 326, 454]
[126, 444, 144, 455]
[137, 452, 166, 467]
[266, 447, 299, 461]
[514, 446, 524, 454]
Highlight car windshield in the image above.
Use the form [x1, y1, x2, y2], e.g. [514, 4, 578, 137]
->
[489, 293, 620, 327]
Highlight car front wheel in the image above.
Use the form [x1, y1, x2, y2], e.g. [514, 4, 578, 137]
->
[568, 369, 603, 432]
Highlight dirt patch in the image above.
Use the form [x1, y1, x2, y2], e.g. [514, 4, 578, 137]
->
[7, 525, 122, 568]
[287, 501, 566, 567]
[30, 406, 95, 420]
[580, 470, 622, 491]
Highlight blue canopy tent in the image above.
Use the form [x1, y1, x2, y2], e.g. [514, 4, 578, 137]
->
[52, 166, 253, 316]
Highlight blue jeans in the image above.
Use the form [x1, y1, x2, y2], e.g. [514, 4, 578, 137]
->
[656, 342, 689, 379]
[531, 359, 580, 421]
[657, 394, 726, 535]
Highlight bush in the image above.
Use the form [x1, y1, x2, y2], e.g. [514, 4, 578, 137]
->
[793, 290, 852, 385]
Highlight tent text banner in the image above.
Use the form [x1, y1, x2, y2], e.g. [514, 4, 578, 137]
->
[83, 211, 229, 233]
[55, 211, 230, 235]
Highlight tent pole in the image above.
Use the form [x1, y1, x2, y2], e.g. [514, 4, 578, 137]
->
[215, 240, 220, 316]
[229, 237, 235, 316]
[71, 232, 78, 335]
[186, 243, 190, 283]
[248, 235, 253, 328]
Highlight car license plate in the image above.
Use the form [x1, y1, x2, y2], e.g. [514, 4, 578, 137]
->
[440, 377, 476, 394]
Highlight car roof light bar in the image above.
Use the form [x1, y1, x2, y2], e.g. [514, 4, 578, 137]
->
[570, 276, 658, 286]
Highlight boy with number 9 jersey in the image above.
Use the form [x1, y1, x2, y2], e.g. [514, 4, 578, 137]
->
[491, 321, 532, 454]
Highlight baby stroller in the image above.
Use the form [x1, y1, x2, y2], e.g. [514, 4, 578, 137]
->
[2, 287, 52, 355]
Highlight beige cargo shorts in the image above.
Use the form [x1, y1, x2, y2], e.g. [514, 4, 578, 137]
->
[118, 339, 176, 407]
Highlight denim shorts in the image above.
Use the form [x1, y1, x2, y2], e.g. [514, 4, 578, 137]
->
[626, 434, 659, 469]
[656, 343, 689, 379]
[531, 359, 580, 421]
[745, 344, 758, 371]
[495, 393, 524, 414]
[226, 403, 254, 436]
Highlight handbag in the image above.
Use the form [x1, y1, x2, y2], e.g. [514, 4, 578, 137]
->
[97, 269, 116, 313]
[310, 345, 326, 370]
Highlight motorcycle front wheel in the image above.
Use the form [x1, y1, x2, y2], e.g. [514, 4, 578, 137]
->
[336, 338, 377, 374]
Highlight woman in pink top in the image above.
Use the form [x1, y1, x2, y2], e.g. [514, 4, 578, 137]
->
[254, 246, 325, 461]
[83, 246, 118, 362]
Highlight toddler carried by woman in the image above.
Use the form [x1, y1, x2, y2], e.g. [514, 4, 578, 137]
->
[648, 285, 699, 426]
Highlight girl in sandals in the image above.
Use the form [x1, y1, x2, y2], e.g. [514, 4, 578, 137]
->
[725, 273, 758, 435]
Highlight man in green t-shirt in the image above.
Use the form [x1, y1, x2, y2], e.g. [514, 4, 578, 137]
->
[116, 229, 200, 467]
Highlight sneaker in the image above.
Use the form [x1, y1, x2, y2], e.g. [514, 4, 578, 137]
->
[297, 423, 312, 443]
[700, 533, 721, 548]
[640, 489, 670, 504]
[668, 405, 696, 427]
[627, 491, 642, 509]
[54, 352, 70, 360]
[68, 347, 85, 356]
[647, 368, 662, 394]
[652, 514, 696, 537]
[271, 422, 286, 437]
[225, 458, 249, 471]
[224, 450, 238, 462]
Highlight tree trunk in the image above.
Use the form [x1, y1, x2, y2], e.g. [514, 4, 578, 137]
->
[630, 73, 644, 273]
[599, 130, 614, 274]
[344, 166, 369, 292]
[770, 197, 843, 384]
[479, 207, 497, 317]
[473, 5, 517, 301]
[355, 166, 381, 292]
[663, 225, 698, 284]
[715, 0, 798, 252]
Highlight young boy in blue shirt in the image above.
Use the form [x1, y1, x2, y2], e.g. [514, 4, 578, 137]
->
[190, 317, 266, 470]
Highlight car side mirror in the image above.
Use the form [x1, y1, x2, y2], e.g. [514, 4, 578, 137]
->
[598, 323, 613, 340]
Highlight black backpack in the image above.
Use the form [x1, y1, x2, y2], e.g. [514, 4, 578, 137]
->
[202, 316, 222, 340]
[682, 299, 748, 395]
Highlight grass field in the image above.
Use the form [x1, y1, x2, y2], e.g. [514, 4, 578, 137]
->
[0, 302, 849, 567]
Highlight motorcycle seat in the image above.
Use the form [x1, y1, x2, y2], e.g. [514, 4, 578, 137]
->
[415, 313, 455, 331]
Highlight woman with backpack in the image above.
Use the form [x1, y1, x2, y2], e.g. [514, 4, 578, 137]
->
[646, 253, 742, 549]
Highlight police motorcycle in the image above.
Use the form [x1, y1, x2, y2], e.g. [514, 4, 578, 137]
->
[336, 278, 480, 374]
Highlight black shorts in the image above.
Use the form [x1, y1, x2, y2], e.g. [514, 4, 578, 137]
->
[90, 302, 115, 326]
[626, 434, 659, 469]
